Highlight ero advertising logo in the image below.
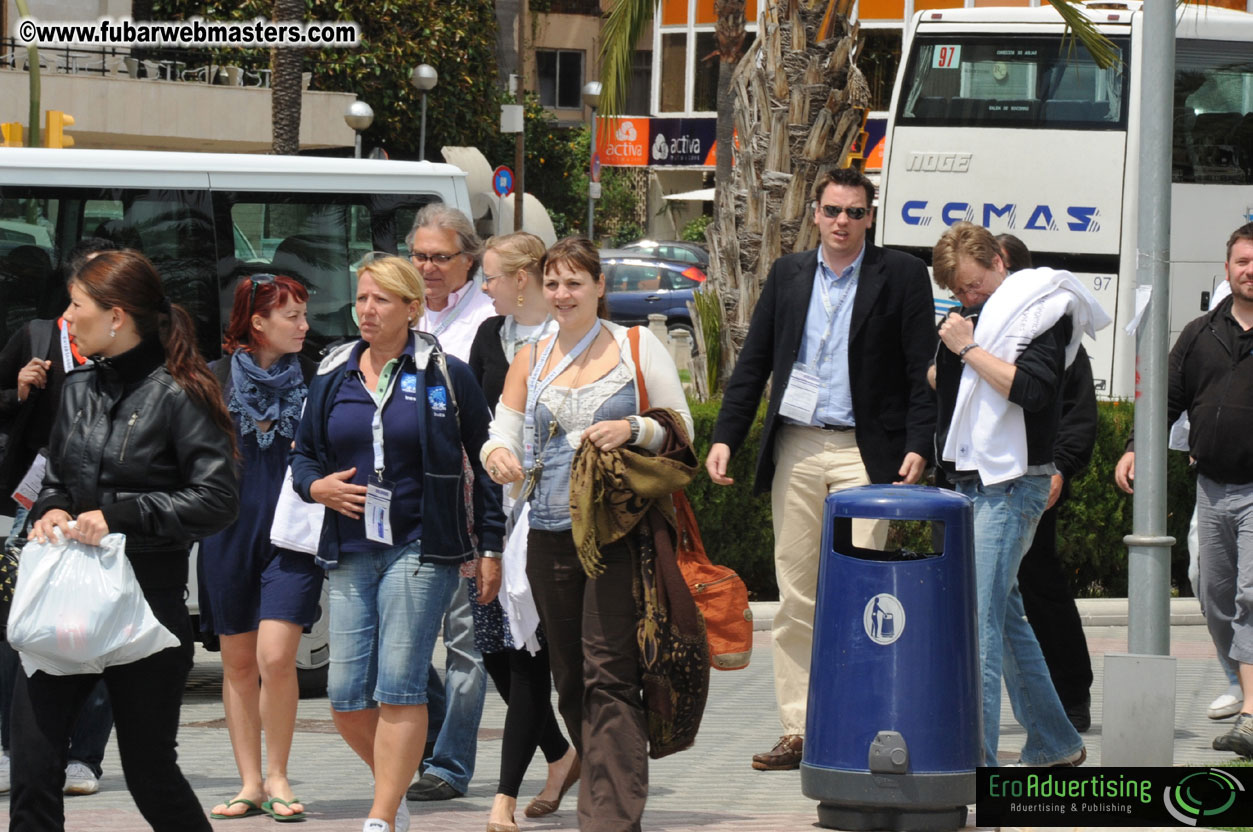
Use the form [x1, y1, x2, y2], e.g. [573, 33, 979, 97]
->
[977, 766, 1253, 827]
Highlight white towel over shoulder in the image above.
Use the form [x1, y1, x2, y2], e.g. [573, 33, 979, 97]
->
[942, 267, 1112, 485]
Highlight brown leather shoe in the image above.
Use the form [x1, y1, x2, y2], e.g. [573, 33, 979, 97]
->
[523, 756, 581, 817]
[752, 735, 803, 770]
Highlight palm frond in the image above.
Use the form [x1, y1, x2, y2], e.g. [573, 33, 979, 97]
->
[1046, 0, 1121, 69]
[600, 0, 657, 114]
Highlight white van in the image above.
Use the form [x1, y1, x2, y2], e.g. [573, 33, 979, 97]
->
[0, 147, 474, 696]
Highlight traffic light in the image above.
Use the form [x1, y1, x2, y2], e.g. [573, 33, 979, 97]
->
[0, 122, 23, 147]
[44, 110, 75, 148]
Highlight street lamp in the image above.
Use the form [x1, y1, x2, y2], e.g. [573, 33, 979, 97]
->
[581, 81, 602, 239]
[344, 100, 374, 159]
[411, 64, 439, 160]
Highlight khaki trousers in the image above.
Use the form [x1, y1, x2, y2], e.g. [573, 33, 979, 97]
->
[771, 424, 887, 735]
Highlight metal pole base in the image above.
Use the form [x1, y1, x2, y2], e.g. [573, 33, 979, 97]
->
[817, 802, 967, 832]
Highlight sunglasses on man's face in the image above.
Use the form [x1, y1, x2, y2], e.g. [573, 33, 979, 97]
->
[248, 273, 277, 315]
[818, 204, 870, 220]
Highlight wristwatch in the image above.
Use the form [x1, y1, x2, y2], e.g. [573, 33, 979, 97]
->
[481, 550, 503, 560]
[626, 415, 642, 444]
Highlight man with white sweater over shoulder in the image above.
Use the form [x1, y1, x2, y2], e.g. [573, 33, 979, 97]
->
[930, 222, 1109, 768]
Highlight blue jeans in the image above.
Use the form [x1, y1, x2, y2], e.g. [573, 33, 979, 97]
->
[955, 476, 1084, 766]
[423, 578, 487, 794]
[326, 541, 460, 711]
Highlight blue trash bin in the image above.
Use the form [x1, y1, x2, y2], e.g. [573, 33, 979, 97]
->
[801, 484, 979, 832]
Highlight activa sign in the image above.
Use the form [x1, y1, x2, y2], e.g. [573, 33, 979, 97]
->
[899, 199, 1104, 233]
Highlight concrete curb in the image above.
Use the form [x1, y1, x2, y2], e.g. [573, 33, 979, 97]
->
[748, 596, 1204, 631]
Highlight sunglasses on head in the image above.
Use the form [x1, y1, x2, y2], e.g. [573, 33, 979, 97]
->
[248, 273, 277, 315]
[819, 204, 869, 220]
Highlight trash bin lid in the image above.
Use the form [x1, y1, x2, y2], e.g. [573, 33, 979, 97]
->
[825, 484, 972, 523]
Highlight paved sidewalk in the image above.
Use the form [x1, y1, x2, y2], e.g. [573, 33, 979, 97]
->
[0, 619, 1237, 831]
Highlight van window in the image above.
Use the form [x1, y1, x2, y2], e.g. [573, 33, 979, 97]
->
[0, 188, 217, 355]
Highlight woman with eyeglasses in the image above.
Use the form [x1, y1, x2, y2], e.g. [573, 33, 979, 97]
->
[290, 255, 504, 832]
[18, 250, 238, 831]
[197, 273, 323, 822]
[468, 232, 576, 832]
[480, 237, 693, 832]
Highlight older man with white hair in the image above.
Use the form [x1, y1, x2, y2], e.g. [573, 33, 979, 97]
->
[404, 203, 497, 804]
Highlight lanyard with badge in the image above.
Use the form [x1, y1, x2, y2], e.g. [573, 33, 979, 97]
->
[501, 315, 556, 361]
[522, 320, 601, 483]
[427, 279, 477, 337]
[363, 357, 404, 545]
[778, 265, 858, 424]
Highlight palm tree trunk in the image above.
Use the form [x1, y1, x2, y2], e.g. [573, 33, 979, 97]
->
[271, 0, 303, 155]
[705, 0, 866, 382]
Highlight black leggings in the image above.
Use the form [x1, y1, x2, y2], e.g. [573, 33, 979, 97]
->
[483, 644, 571, 798]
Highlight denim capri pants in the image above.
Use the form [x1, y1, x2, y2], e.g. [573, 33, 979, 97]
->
[326, 539, 460, 711]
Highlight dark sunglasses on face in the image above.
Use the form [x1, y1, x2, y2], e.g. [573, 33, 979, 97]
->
[248, 273, 277, 315]
[819, 204, 869, 220]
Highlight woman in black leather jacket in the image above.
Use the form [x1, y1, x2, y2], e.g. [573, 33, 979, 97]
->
[15, 250, 239, 831]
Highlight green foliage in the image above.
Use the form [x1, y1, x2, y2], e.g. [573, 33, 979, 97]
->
[690, 280, 721, 392]
[680, 214, 713, 243]
[685, 398, 777, 599]
[152, 0, 502, 160]
[1057, 400, 1194, 597]
[485, 93, 589, 234]
[683, 397, 1198, 600]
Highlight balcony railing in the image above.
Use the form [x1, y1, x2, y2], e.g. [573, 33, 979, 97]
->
[535, 0, 604, 16]
[0, 39, 274, 87]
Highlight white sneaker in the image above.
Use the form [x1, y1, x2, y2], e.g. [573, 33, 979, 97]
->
[394, 800, 410, 832]
[1210, 685, 1243, 720]
[362, 820, 390, 832]
[0, 753, 10, 794]
[63, 761, 100, 796]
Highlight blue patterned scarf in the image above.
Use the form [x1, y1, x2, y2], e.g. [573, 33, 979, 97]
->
[228, 351, 306, 449]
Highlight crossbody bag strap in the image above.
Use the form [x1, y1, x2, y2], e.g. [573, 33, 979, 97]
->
[629, 326, 650, 412]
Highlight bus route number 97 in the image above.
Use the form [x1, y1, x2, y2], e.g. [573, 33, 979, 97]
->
[933, 45, 961, 69]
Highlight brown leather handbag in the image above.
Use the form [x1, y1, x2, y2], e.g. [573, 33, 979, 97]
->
[628, 327, 753, 671]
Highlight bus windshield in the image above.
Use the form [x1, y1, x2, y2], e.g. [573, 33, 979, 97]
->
[897, 35, 1129, 129]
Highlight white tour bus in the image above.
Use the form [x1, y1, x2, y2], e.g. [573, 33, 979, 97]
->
[0, 147, 474, 696]
[875, 1, 1253, 397]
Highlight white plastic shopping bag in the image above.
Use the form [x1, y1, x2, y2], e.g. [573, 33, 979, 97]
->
[270, 465, 324, 555]
[6, 530, 179, 676]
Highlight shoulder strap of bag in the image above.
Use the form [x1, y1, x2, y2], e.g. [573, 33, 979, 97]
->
[629, 326, 650, 413]
[29, 320, 55, 364]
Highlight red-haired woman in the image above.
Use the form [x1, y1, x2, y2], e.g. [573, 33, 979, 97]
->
[20, 249, 238, 831]
[199, 274, 323, 821]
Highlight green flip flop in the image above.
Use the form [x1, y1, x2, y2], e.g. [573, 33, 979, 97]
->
[210, 798, 265, 819]
[261, 797, 307, 823]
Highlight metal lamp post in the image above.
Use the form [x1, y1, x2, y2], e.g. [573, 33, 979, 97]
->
[582, 81, 602, 239]
[344, 101, 374, 159]
[411, 64, 439, 160]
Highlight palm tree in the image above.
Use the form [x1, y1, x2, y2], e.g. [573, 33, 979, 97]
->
[598, 0, 1116, 381]
[271, 0, 303, 155]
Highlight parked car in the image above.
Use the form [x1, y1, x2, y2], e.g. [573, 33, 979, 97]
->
[600, 250, 706, 343]
[620, 239, 709, 269]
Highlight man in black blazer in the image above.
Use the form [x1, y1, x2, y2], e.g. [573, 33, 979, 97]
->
[706, 167, 937, 770]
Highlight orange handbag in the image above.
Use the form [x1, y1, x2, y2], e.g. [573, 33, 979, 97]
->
[629, 327, 753, 670]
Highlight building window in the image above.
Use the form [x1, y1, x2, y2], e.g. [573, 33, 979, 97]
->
[659, 34, 687, 112]
[537, 50, 585, 109]
[625, 50, 653, 115]
[861, 28, 903, 111]
[693, 30, 718, 113]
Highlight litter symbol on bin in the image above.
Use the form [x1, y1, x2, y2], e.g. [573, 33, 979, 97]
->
[863, 593, 905, 645]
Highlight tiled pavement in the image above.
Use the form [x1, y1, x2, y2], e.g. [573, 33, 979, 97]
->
[0, 613, 1239, 831]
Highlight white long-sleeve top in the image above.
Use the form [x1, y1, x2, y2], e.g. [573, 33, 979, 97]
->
[942, 267, 1112, 485]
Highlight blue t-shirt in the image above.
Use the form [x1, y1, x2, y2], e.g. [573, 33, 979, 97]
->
[326, 341, 424, 551]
